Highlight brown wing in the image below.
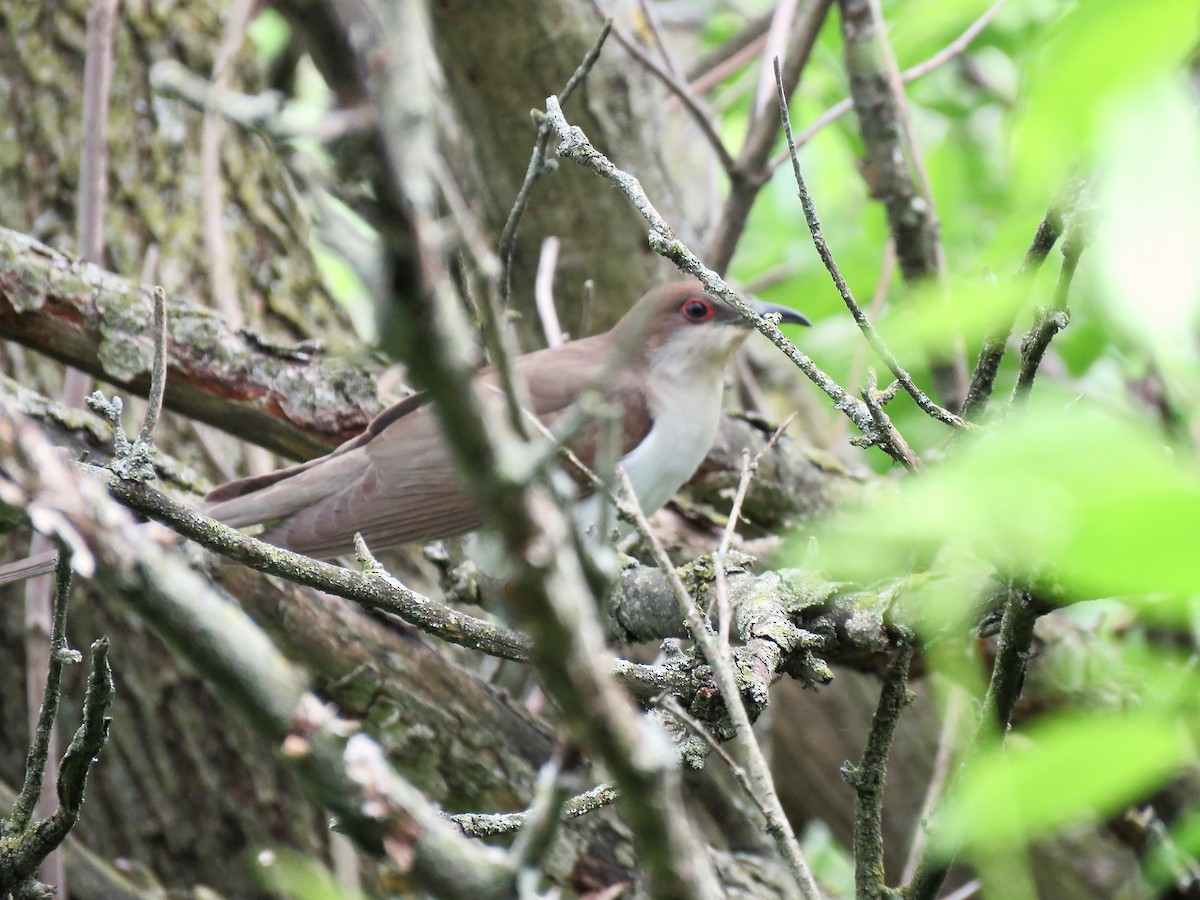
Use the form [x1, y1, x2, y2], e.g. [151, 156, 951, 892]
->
[511, 336, 654, 479]
[207, 335, 652, 558]
[258, 401, 480, 558]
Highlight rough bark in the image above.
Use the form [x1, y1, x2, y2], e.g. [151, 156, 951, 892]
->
[0, 226, 379, 459]
[0, 0, 347, 340]
[427, 0, 709, 338]
[0, 0, 355, 894]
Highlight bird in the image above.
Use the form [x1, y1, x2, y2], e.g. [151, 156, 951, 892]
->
[205, 281, 809, 559]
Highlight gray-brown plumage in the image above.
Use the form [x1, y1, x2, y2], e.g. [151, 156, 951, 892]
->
[205, 282, 808, 559]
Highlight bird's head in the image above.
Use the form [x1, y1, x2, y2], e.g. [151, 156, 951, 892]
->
[616, 281, 810, 377]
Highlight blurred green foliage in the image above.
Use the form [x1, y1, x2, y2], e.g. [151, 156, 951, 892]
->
[728, 0, 1200, 886]
[729, 0, 1200, 460]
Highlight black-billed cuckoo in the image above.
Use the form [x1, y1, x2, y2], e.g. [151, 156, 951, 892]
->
[206, 282, 809, 558]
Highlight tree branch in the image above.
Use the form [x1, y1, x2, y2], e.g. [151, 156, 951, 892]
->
[0, 226, 380, 459]
[844, 644, 913, 900]
[838, 0, 964, 410]
[961, 202, 1066, 420]
[0, 398, 516, 897]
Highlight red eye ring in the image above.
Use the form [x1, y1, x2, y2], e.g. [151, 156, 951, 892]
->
[680, 297, 715, 322]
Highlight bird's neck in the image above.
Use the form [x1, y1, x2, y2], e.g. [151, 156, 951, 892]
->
[617, 333, 743, 517]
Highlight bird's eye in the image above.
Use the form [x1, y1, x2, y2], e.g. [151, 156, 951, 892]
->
[680, 298, 715, 322]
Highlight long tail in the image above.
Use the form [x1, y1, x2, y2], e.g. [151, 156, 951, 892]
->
[205, 449, 366, 528]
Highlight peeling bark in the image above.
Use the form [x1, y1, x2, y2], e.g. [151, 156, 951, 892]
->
[0, 226, 379, 458]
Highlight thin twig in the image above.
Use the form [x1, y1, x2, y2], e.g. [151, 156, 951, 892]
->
[76, 0, 119, 266]
[768, 1, 1006, 173]
[705, 0, 833, 274]
[534, 236, 565, 347]
[10, 550, 74, 833]
[506, 754, 570, 875]
[774, 58, 968, 433]
[685, 10, 773, 85]
[902, 686, 967, 882]
[753, 0, 801, 118]
[905, 587, 1040, 900]
[962, 204, 1064, 420]
[200, 0, 256, 327]
[861, 370, 919, 472]
[615, 469, 823, 900]
[712, 416, 794, 650]
[138, 287, 168, 444]
[660, 695, 761, 811]
[450, 781, 618, 838]
[832, 240, 896, 449]
[92, 466, 535, 663]
[1010, 218, 1087, 404]
[0, 551, 59, 587]
[26, 4, 120, 890]
[587, 1, 736, 173]
[499, 21, 612, 303]
[683, 31, 769, 97]
[637, 0, 682, 77]
[844, 644, 913, 900]
[432, 156, 503, 280]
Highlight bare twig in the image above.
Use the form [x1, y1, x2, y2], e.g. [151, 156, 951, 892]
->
[0, 552, 59, 587]
[450, 782, 618, 838]
[861, 370, 919, 472]
[837, 0, 966, 408]
[843, 643, 913, 899]
[753, 0, 801, 118]
[534, 236, 565, 347]
[24, 3, 121, 889]
[712, 416, 794, 650]
[10, 550, 75, 834]
[637, 0, 682, 76]
[152, 60, 377, 143]
[505, 754, 570, 874]
[615, 469, 823, 900]
[91, 466, 534, 662]
[137, 286, 169, 443]
[432, 156, 503, 280]
[778, 0, 1005, 168]
[499, 21, 612, 303]
[660, 695, 762, 812]
[1010, 216, 1088, 404]
[685, 11, 773, 86]
[774, 59, 968, 434]
[200, 0, 256, 327]
[1, 554, 113, 898]
[684, 31, 769, 98]
[705, 0, 833, 274]
[962, 203, 1065, 420]
[832, 240, 895, 448]
[905, 587, 1041, 900]
[586, 1, 736, 173]
[76, 0, 119, 267]
[902, 685, 967, 882]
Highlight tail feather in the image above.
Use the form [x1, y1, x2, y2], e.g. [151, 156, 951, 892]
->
[205, 449, 368, 528]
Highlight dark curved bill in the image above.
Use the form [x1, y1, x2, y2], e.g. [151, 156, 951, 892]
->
[750, 298, 812, 327]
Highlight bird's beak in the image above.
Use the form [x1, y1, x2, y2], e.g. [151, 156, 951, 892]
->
[749, 297, 812, 327]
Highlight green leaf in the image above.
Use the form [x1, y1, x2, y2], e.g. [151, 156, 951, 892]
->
[248, 9, 292, 63]
[804, 397, 1200, 613]
[939, 711, 1195, 852]
[1013, 0, 1198, 202]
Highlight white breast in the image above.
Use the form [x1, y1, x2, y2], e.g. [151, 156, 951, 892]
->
[619, 375, 724, 516]
[576, 324, 746, 537]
